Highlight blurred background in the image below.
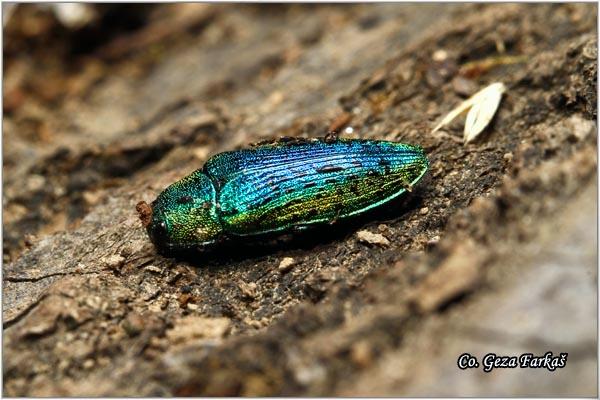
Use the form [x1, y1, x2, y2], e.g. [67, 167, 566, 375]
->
[3, 3, 597, 397]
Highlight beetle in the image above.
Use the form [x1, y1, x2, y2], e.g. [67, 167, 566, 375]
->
[136, 137, 428, 254]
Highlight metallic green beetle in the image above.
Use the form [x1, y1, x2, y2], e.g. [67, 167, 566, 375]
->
[137, 137, 428, 253]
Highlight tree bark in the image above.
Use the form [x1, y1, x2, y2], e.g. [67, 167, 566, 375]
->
[3, 4, 597, 396]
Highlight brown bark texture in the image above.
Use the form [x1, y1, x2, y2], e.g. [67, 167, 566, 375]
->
[2, 3, 598, 396]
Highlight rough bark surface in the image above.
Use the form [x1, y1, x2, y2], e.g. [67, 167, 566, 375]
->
[3, 4, 597, 396]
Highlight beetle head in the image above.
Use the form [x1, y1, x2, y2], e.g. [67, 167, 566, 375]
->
[137, 170, 223, 251]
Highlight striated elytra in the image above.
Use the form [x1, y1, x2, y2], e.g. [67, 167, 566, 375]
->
[137, 137, 428, 253]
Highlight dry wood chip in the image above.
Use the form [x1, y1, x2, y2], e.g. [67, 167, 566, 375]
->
[278, 257, 296, 273]
[166, 316, 231, 344]
[102, 254, 125, 271]
[238, 281, 258, 299]
[356, 230, 390, 247]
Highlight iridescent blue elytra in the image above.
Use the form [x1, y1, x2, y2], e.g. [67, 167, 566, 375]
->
[136, 137, 428, 252]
